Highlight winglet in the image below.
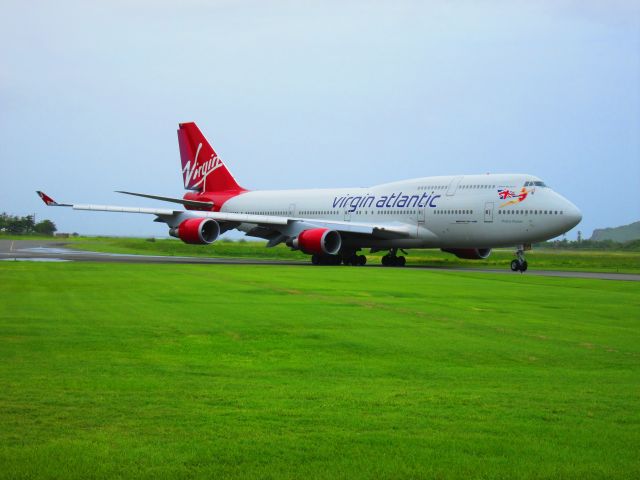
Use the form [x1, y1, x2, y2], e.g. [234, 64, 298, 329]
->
[36, 191, 71, 207]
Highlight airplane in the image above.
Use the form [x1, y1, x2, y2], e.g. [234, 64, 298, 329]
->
[37, 122, 582, 271]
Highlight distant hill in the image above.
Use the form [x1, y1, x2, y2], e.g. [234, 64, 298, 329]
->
[590, 221, 640, 242]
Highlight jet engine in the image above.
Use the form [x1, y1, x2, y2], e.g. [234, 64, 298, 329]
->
[441, 248, 492, 260]
[169, 218, 220, 244]
[290, 228, 342, 255]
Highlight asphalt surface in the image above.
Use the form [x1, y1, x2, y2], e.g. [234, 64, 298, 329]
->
[1, 239, 639, 281]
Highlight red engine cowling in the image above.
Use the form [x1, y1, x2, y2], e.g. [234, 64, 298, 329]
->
[442, 248, 492, 260]
[291, 228, 342, 255]
[170, 218, 220, 244]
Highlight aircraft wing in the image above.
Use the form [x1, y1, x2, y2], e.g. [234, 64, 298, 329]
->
[36, 191, 412, 240]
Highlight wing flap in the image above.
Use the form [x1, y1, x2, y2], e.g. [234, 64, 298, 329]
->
[292, 219, 412, 238]
[73, 204, 290, 226]
[73, 204, 179, 215]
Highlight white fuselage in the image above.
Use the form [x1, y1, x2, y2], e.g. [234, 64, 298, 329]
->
[222, 174, 582, 249]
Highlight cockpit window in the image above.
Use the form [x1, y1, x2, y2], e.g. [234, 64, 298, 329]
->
[525, 180, 547, 187]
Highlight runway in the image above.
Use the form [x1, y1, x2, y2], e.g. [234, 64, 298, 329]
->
[0, 240, 305, 266]
[1, 239, 639, 281]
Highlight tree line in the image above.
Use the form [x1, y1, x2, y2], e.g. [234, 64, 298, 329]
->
[537, 237, 640, 251]
[0, 213, 57, 236]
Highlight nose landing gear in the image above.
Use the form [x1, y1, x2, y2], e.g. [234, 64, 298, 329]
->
[510, 245, 528, 272]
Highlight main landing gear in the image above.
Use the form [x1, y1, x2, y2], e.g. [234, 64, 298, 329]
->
[310, 248, 408, 267]
[310, 251, 367, 266]
[510, 245, 528, 273]
[342, 253, 367, 266]
[381, 248, 406, 267]
[311, 254, 341, 265]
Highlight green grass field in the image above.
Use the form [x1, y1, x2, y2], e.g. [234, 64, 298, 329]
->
[64, 236, 640, 274]
[1, 262, 638, 478]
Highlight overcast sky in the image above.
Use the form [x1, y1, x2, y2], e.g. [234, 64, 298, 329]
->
[1, 0, 638, 239]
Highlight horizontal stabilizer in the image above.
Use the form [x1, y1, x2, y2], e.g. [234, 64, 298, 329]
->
[116, 191, 213, 209]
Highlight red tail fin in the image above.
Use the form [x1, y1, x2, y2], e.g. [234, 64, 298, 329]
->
[177, 122, 245, 193]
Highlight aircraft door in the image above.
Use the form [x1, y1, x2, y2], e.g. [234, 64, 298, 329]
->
[344, 209, 351, 222]
[446, 176, 464, 196]
[417, 206, 426, 237]
[484, 202, 494, 222]
[289, 203, 296, 217]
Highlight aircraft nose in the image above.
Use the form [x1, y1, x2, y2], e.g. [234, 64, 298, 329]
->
[564, 201, 582, 229]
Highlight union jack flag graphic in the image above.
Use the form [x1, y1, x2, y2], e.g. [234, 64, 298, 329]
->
[498, 189, 515, 200]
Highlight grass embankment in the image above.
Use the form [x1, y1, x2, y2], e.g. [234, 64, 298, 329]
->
[67, 236, 640, 273]
[1, 263, 639, 478]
